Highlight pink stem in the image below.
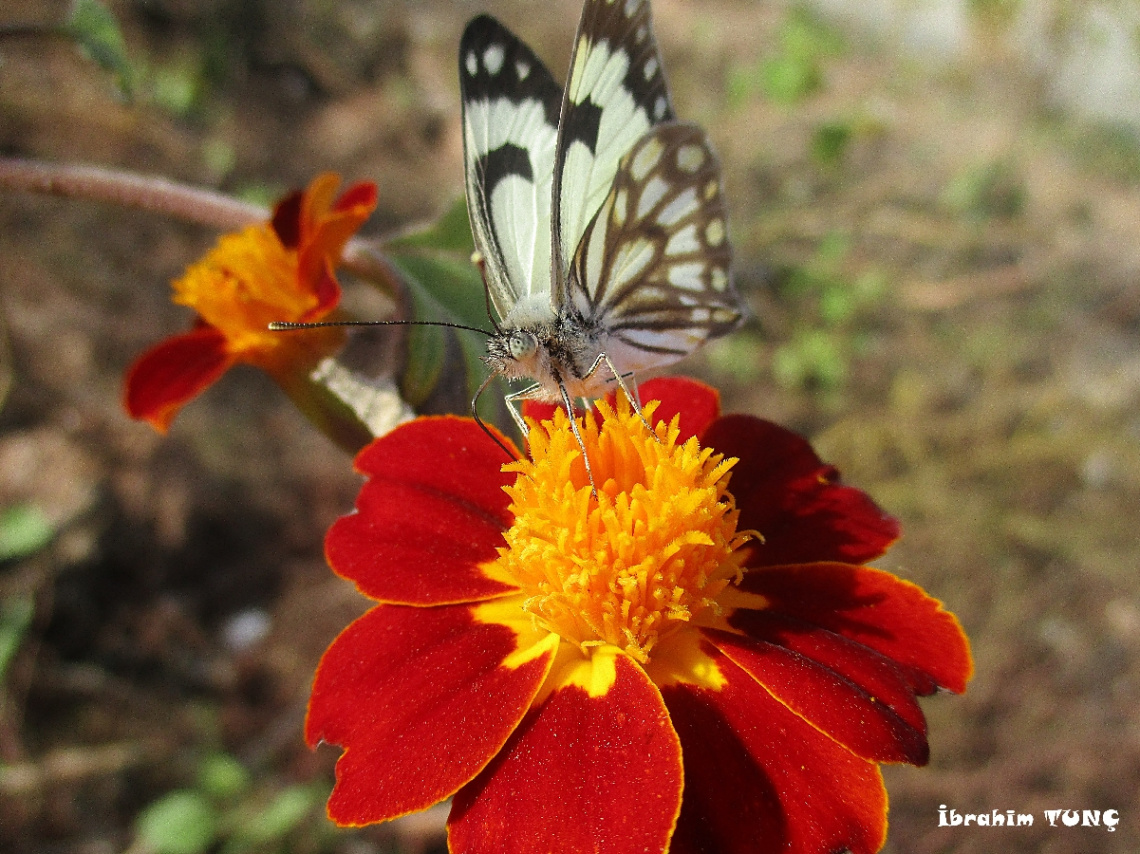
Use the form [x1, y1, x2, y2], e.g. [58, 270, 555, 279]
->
[0, 156, 407, 301]
[0, 157, 267, 231]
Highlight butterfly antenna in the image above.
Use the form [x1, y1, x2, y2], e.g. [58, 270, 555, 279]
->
[268, 319, 493, 336]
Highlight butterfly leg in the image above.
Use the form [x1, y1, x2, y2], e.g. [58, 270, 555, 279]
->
[583, 352, 660, 440]
[503, 381, 599, 499]
[556, 380, 599, 499]
[502, 384, 543, 438]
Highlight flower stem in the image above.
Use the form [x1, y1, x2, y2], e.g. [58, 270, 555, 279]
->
[0, 157, 267, 231]
[339, 240, 408, 301]
[0, 157, 411, 306]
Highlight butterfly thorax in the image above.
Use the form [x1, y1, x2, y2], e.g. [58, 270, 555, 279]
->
[484, 308, 607, 402]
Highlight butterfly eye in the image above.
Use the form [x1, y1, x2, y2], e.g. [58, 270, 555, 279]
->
[509, 332, 538, 361]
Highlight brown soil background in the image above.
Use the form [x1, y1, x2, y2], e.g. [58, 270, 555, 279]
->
[1, 1, 1138, 852]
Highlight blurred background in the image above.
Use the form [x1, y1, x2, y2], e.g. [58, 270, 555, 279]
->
[1, 0, 1138, 851]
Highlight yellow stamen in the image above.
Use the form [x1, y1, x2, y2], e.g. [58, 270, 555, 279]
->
[493, 395, 751, 664]
[173, 224, 312, 353]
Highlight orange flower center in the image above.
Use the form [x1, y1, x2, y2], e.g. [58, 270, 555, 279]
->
[494, 396, 750, 663]
[172, 224, 324, 358]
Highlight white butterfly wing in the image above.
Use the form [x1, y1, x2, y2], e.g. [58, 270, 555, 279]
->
[551, 0, 674, 296]
[459, 16, 563, 322]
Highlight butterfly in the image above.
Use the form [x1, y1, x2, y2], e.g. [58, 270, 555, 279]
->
[460, 0, 745, 433]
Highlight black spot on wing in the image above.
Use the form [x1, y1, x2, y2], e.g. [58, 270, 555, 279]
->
[459, 14, 561, 126]
[560, 98, 603, 154]
[575, 0, 674, 125]
[478, 143, 533, 190]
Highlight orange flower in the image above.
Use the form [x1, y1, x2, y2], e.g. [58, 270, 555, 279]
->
[124, 173, 377, 431]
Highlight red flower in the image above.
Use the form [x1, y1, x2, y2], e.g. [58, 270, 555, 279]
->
[124, 173, 377, 431]
[307, 377, 972, 854]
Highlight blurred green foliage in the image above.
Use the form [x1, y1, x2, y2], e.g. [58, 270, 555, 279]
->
[772, 233, 888, 391]
[810, 120, 853, 167]
[0, 504, 53, 562]
[134, 752, 328, 854]
[0, 595, 36, 686]
[0, 506, 53, 700]
[136, 790, 219, 854]
[64, 0, 134, 98]
[148, 58, 207, 119]
[941, 160, 1026, 221]
[968, 0, 1022, 26]
[728, 6, 843, 107]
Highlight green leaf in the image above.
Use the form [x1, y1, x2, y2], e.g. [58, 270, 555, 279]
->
[389, 252, 490, 333]
[135, 790, 219, 854]
[378, 194, 493, 409]
[0, 505, 54, 562]
[941, 160, 1025, 221]
[221, 785, 322, 854]
[779, 8, 844, 59]
[811, 121, 853, 166]
[151, 61, 203, 118]
[773, 330, 849, 390]
[65, 0, 134, 98]
[387, 252, 491, 407]
[196, 754, 250, 801]
[0, 595, 35, 685]
[759, 54, 821, 104]
[386, 196, 474, 255]
[727, 8, 842, 108]
[819, 286, 855, 325]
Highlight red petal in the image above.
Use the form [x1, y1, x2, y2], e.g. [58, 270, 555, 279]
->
[664, 648, 887, 854]
[334, 180, 379, 213]
[303, 262, 341, 320]
[299, 177, 377, 283]
[637, 377, 720, 441]
[306, 603, 553, 826]
[326, 417, 519, 604]
[520, 376, 719, 441]
[726, 609, 929, 740]
[449, 654, 683, 854]
[737, 563, 973, 695]
[521, 399, 560, 423]
[702, 415, 899, 565]
[271, 189, 304, 248]
[123, 327, 234, 432]
[703, 626, 928, 764]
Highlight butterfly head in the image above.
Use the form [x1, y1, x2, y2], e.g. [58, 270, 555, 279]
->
[485, 329, 544, 384]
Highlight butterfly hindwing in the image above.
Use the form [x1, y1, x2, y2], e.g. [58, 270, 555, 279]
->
[570, 121, 742, 373]
[459, 15, 563, 321]
[551, 0, 675, 291]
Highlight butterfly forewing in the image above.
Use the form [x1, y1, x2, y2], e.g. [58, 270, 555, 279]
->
[551, 0, 675, 291]
[570, 121, 742, 373]
[459, 16, 562, 321]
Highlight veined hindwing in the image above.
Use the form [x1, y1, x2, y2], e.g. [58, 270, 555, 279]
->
[570, 121, 740, 373]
